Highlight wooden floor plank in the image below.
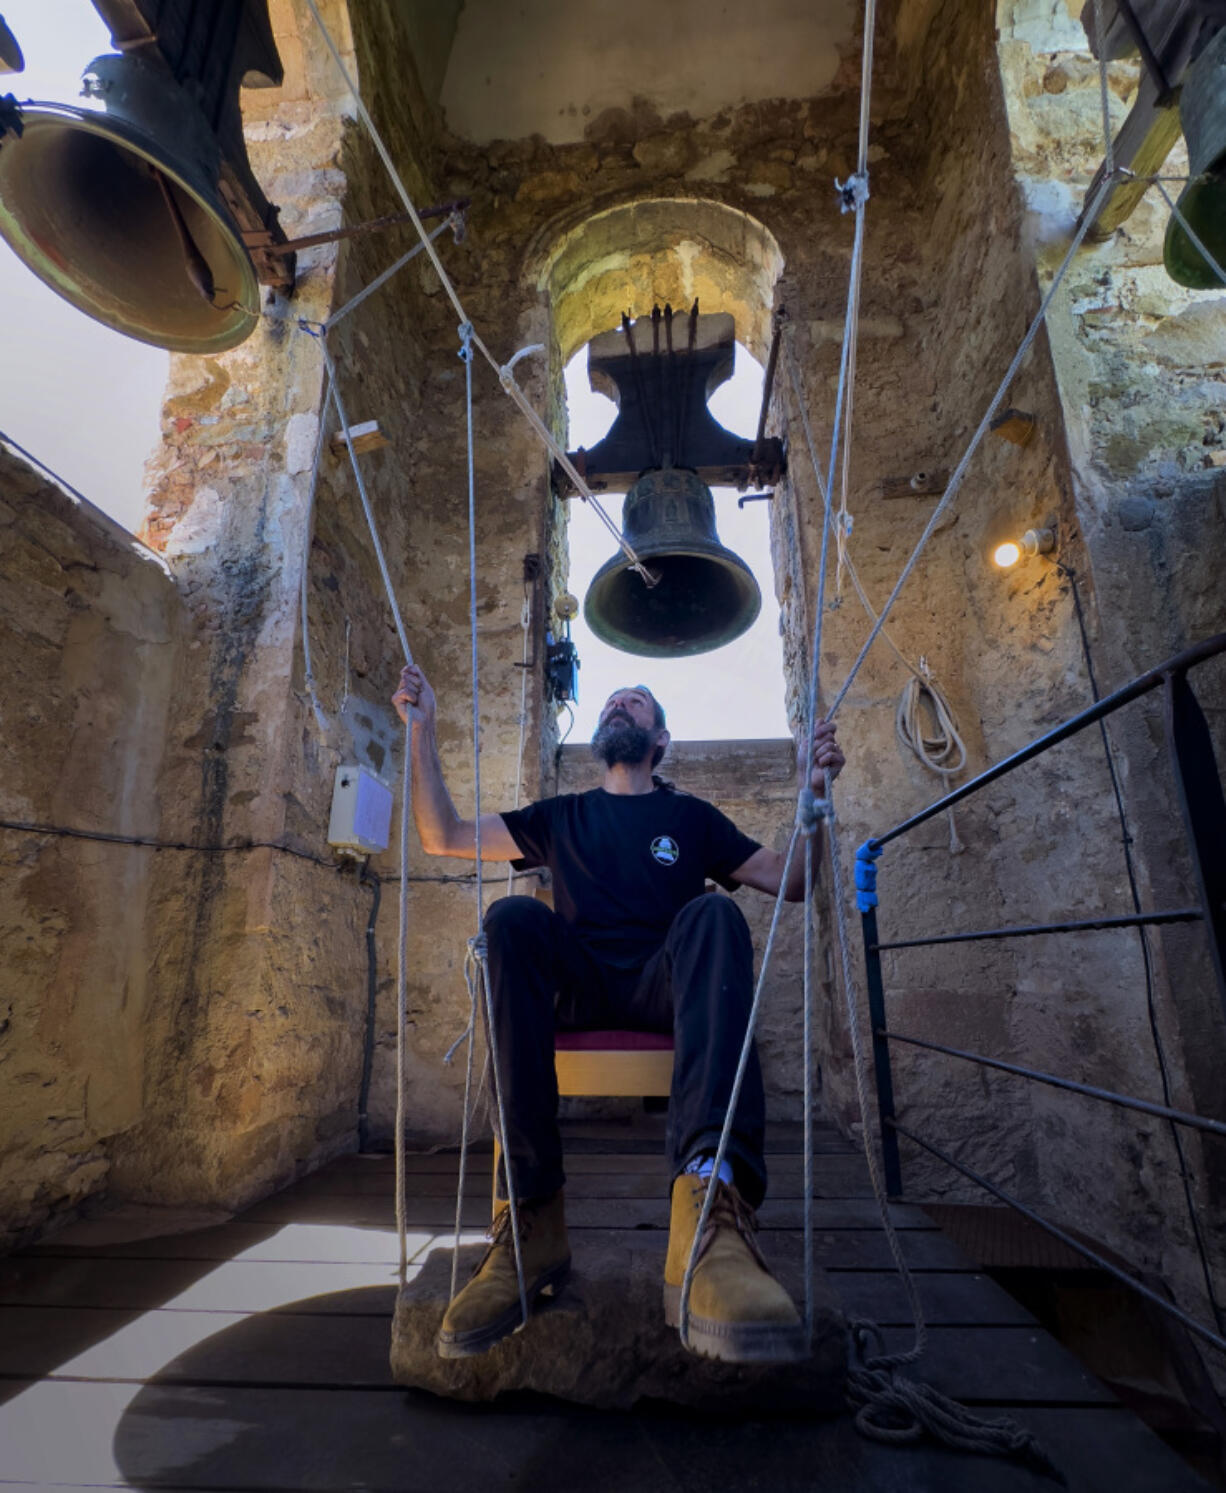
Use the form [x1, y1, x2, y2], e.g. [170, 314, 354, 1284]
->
[830, 1270, 1038, 1326]
[0, 1305, 394, 1389]
[25, 1222, 966, 1272]
[235, 1192, 931, 1230]
[0, 1381, 1206, 1492]
[289, 1161, 874, 1201]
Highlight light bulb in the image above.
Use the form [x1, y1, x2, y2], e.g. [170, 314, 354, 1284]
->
[993, 541, 1021, 569]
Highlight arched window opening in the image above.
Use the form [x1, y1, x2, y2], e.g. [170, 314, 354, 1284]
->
[562, 338, 788, 743]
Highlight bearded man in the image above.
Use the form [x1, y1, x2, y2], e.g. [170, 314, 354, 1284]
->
[392, 667, 843, 1364]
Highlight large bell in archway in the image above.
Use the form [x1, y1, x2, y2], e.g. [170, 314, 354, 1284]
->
[1165, 28, 1226, 290]
[0, 52, 259, 351]
[584, 467, 761, 658]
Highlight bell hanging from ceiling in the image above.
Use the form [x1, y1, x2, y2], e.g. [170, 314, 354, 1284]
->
[1165, 27, 1226, 289]
[0, 51, 261, 352]
[585, 467, 761, 658]
[565, 306, 782, 659]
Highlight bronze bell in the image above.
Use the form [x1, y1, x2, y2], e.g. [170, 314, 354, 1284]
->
[0, 52, 259, 351]
[1165, 27, 1226, 289]
[584, 467, 762, 658]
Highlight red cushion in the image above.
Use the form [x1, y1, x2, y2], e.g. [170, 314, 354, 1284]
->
[554, 1029, 674, 1052]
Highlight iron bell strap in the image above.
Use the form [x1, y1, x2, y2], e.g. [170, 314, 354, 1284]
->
[0, 52, 259, 352]
[584, 467, 762, 659]
[1166, 26, 1226, 289]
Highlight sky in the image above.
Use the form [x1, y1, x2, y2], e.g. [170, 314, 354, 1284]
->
[0, 0, 789, 739]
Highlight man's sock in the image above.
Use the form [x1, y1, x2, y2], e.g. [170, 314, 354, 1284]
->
[683, 1152, 734, 1186]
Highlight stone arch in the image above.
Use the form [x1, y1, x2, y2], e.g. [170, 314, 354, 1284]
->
[535, 198, 785, 367]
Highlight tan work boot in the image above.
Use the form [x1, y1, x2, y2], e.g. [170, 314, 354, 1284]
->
[663, 1172, 806, 1363]
[436, 1190, 570, 1358]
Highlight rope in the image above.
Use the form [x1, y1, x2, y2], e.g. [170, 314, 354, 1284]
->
[1152, 177, 1226, 289]
[459, 322, 529, 1325]
[325, 215, 457, 332]
[395, 712, 411, 1288]
[299, 366, 334, 735]
[896, 666, 966, 854]
[677, 824, 804, 1344]
[824, 168, 1118, 721]
[300, 0, 653, 587]
[507, 588, 532, 897]
[846, 1324, 1065, 1480]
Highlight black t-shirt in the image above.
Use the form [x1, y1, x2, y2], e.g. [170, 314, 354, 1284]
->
[501, 785, 761, 971]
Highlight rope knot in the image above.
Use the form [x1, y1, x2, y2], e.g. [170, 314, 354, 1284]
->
[835, 171, 870, 214]
[797, 786, 831, 834]
[854, 839, 883, 912]
[467, 931, 488, 962]
[457, 321, 474, 363]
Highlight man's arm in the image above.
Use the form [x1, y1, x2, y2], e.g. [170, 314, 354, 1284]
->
[729, 718, 844, 902]
[392, 664, 521, 861]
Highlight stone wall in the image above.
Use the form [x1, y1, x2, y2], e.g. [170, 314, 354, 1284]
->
[0, 446, 180, 1248]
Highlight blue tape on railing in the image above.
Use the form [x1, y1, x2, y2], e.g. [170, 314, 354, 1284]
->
[855, 840, 883, 913]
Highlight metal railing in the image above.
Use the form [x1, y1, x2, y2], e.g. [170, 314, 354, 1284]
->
[859, 632, 1226, 1355]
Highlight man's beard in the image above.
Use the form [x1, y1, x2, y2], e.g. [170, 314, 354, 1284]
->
[591, 713, 653, 768]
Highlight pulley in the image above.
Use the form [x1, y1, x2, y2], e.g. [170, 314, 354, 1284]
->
[584, 467, 761, 658]
[1165, 27, 1226, 289]
[0, 52, 260, 351]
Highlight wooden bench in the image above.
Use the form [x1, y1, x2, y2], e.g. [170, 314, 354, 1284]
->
[491, 1029, 674, 1210]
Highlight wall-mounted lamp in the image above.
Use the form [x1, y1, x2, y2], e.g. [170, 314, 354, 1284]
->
[993, 528, 1056, 569]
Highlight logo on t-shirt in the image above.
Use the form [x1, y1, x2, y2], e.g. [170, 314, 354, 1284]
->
[650, 835, 679, 866]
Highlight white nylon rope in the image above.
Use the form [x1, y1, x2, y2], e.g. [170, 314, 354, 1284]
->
[299, 363, 334, 736]
[458, 322, 529, 1323]
[300, 0, 655, 588]
[679, 0, 878, 1354]
[309, 337, 416, 1288]
[783, 341, 966, 853]
[824, 167, 1119, 721]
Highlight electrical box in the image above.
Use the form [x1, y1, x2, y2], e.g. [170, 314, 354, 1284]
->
[327, 764, 393, 857]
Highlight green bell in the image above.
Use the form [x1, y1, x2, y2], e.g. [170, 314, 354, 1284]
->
[1165, 28, 1226, 290]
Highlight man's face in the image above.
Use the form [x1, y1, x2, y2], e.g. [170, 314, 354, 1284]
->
[591, 687, 664, 768]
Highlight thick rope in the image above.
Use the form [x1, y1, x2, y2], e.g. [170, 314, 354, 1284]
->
[845, 1323, 1064, 1479]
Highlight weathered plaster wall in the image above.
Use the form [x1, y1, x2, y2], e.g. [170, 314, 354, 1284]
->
[0, 448, 180, 1247]
[103, 0, 385, 1211]
[994, 0, 1226, 1336]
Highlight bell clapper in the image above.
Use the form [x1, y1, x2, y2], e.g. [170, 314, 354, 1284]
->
[150, 163, 217, 305]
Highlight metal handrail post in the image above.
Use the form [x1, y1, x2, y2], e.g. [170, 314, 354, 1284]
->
[1164, 667, 1226, 1023]
[861, 904, 902, 1196]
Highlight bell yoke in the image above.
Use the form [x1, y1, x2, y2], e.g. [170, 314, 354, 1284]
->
[391, 667, 845, 1364]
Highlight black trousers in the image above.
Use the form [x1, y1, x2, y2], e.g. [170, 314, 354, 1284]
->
[482, 893, 767, 1207]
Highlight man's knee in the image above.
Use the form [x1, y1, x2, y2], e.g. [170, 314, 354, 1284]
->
[483, 894, 553, 950]
[671, 893, 751, 945]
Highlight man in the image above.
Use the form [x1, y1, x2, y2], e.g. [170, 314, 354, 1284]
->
[392, 666, 843, 1364]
